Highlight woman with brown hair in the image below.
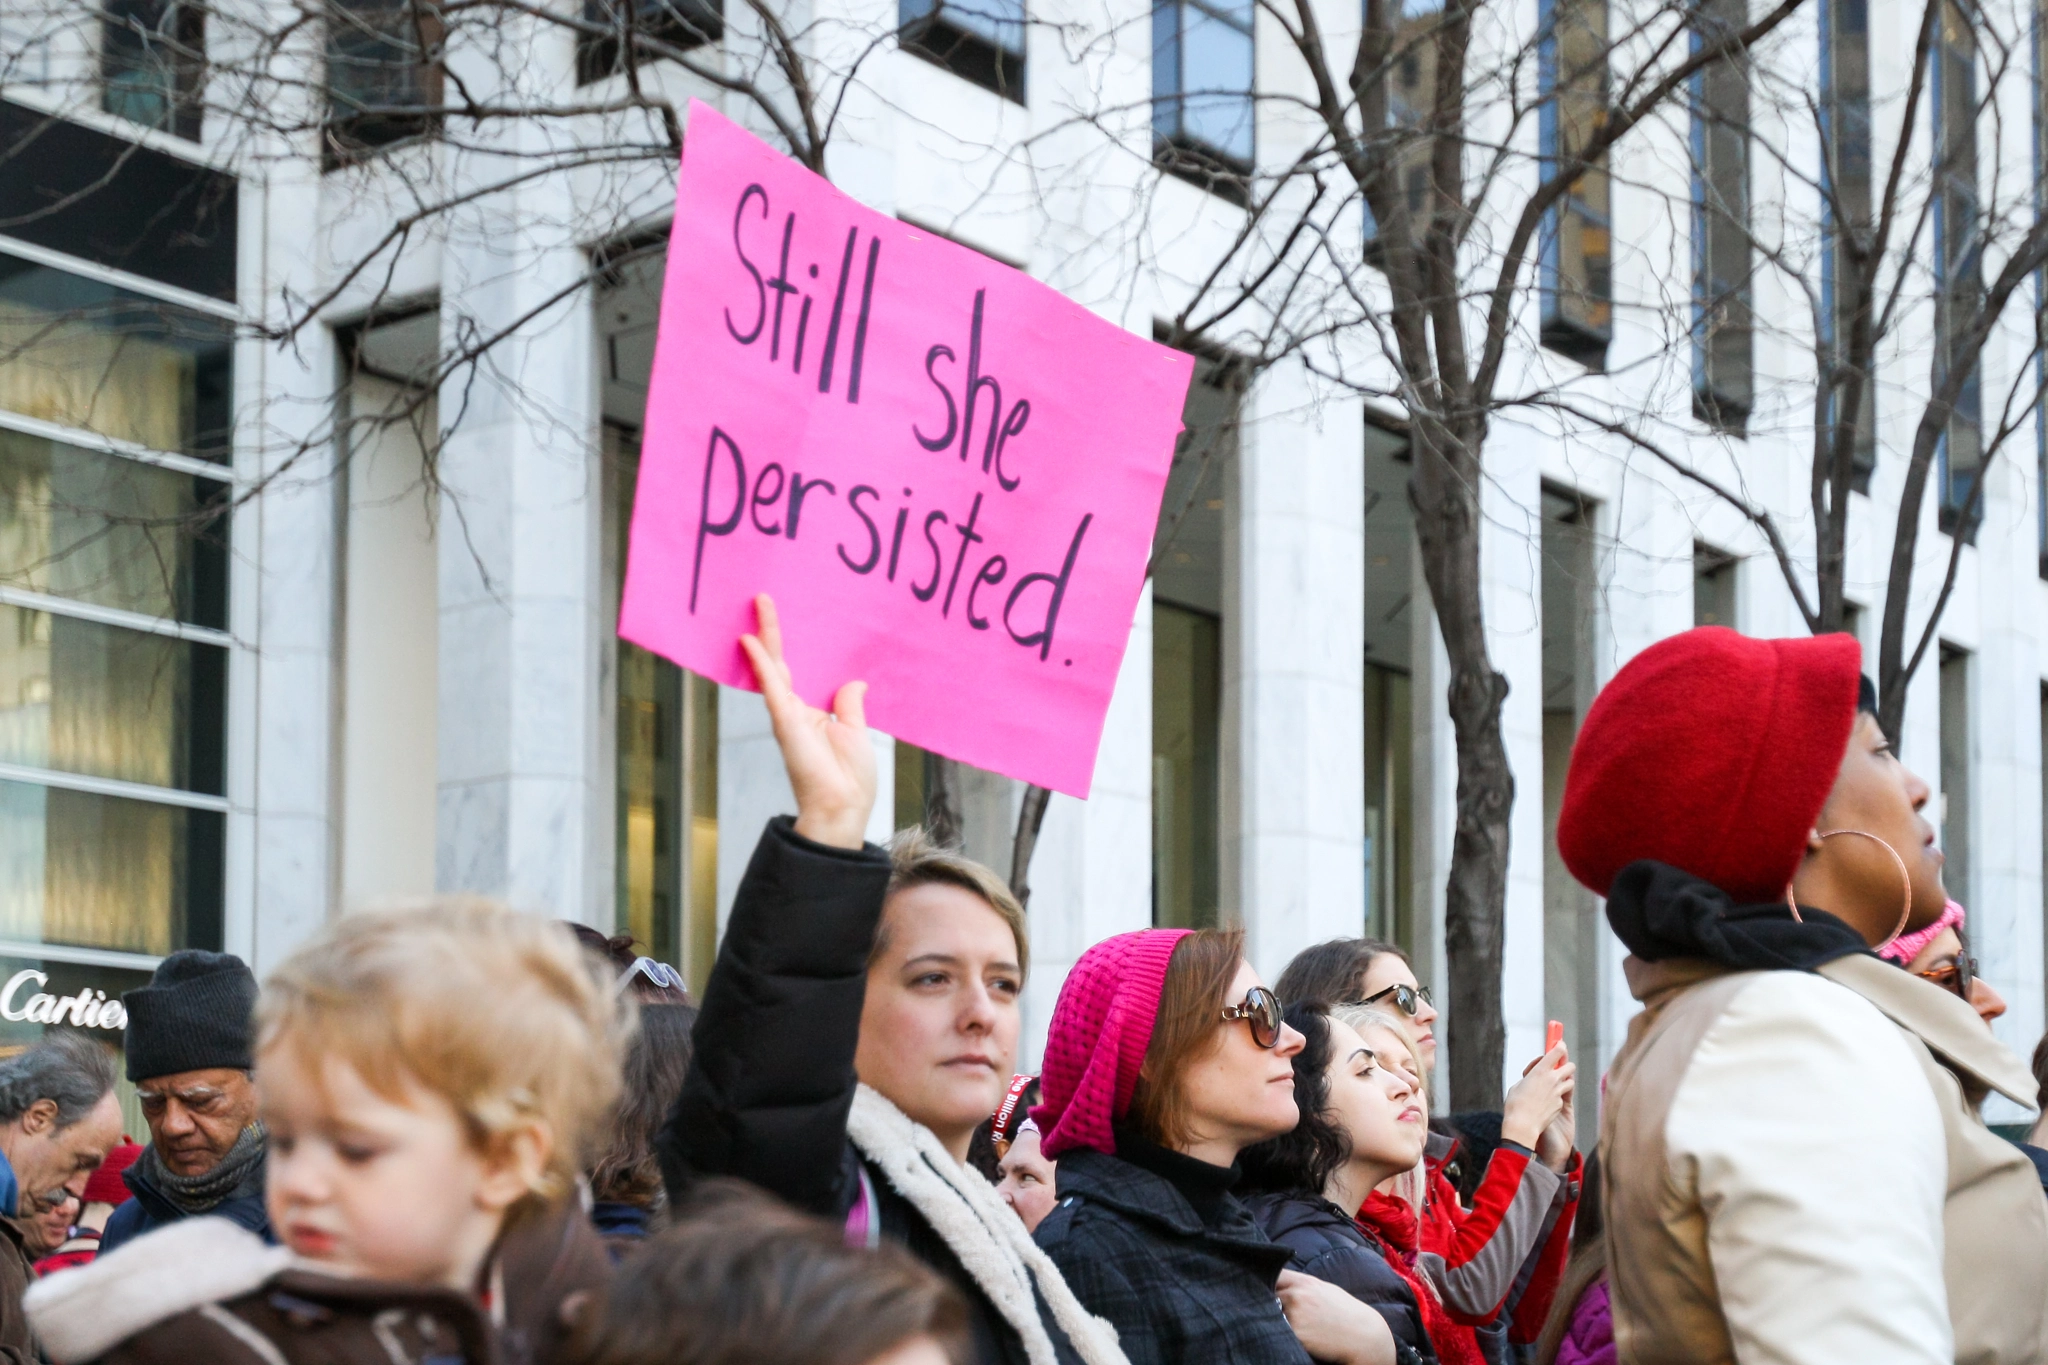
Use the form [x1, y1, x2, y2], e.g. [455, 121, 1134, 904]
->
[1029, 928, 1398, 1365]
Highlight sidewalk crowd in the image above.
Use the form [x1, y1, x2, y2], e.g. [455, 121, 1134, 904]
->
[0, 600, 2040, 1363]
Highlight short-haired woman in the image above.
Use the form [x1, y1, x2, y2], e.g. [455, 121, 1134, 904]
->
[1241, 1003, 1445, 1365]
[657, 597, 1120, 1365]
[1030, 928, 1398, 1365]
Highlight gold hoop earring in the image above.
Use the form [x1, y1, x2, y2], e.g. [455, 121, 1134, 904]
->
[1786, 829, 1913, 947]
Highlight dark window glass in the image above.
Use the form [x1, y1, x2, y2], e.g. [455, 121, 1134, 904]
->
[0, 779, 223, 956]
[0, 607, 227, 797]
[0, 100, 237, 302]
[1823, 0, 1877, 486]
[0, 253, 233, 462]
[1692, 0, 1752, 434]
[101, 0, 205, 141]
[1935, 0, 1983, 532]
[1540, 0, 1611, 367]
[900, 0, 1025, 102]
[1153, 0, 1254, 201]
[577, 0, 723, 85]
[0, 429, 230, 628]
[325, 0, 443, 167]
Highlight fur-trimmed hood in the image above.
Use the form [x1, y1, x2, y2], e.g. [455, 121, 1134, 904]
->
[26, 1216, 291, 1361]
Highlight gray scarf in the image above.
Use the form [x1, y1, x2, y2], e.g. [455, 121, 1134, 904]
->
[136, 1122, 267, 1214]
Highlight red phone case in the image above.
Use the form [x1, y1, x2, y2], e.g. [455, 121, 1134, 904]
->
[1545, 1020, 1564, 1053]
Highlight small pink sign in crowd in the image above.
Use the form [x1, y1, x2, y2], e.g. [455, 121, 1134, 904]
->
[619, 101, 1195, 796]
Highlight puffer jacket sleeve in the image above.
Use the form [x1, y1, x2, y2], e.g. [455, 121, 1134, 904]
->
[655, 816, 893, 1218]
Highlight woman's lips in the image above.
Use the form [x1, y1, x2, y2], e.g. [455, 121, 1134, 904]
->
[943, 1055, 997, 1071]
[1397, 1105, 1423, 1123]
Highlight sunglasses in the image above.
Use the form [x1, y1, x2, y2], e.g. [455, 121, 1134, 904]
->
[1220, 986, 1284, 1049]
[1915, 952, 1976, 1002]
[615, 956, 687, 996]
[1355, 982, 1433, 1017]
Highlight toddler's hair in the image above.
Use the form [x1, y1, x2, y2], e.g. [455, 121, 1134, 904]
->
[256, 898, 628, 1202]
[569, 1180, 967, 1365]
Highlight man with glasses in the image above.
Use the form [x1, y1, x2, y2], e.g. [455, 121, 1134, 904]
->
[0, 1031, 121, 1360]
[98, 951, 271, 1255]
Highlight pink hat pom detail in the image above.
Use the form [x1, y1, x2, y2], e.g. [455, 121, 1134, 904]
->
[1879, 898, 1965, 966]
[1031, 929, 1194, 1160]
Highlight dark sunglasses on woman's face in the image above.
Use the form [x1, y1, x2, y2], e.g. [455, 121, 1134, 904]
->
[1914, 951, 1976, 1001]
[1220, 986, 1283, 1049]
[1355, 982, 1433, 1018]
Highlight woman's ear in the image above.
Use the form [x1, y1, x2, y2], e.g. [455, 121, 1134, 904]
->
[474, 1121, 553, 1213]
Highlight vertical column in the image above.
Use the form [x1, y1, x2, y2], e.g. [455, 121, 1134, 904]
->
[433, 23, 607, 920]
[1482, 424, 1548, 1084]
[1228, 364, 1368, 983]
[1970, 459, 2041, 1119]
[239, 123, 340, 973]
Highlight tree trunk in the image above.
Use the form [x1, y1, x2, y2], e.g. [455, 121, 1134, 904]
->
[1409, 424, 1513, 1112]
[1008, 785, 1053, 907]
[925, 753, 964, 848]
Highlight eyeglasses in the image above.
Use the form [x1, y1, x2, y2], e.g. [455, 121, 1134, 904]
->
[135, 1085, 239, 1120]
[1355, 982, 1433, 1018]
[1220, 986, 1284, 1049]
[1915, 952, 1976, 1002]
[614, 957, 687, 997]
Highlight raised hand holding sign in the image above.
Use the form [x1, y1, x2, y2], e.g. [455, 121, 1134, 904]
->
[618, 101, 1195, 797]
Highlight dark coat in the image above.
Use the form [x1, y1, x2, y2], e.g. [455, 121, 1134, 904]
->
[656, 817, 1082, 1365]
[38, 1199, 607, 1365]
[97, 1149, 273, 1256]
[1033, 1146, 1307, 1365]
[1245, 1190, 1437, 1363]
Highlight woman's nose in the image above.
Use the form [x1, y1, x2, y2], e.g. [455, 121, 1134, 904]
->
[1970, 978, 2007, 1024]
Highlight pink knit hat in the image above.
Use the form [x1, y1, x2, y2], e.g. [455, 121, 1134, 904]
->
[1031, 929, 1193, 1159]
[1879, 898, 1965, 967]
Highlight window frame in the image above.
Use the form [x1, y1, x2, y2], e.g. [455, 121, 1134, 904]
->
[100, 0, 207, 142]
[1690, 0, 1755, 435]
[0, 243, 236, 966]
[1820, 0, 1878, 488]
[323, 0, 445, 170]
[1152, 0, 1256, 205]
[1537, 0, 1613, 368]
[1933, 0, 1985, 536]
[899, 0, 1027, 103]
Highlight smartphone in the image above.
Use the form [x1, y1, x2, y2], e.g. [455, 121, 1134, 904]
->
[1545, 1019, 1564, 1055]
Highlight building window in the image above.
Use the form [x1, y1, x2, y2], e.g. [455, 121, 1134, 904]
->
[0, 253, 233, 462]
[900, 0, 1025, 102]
[1693, 542, 1738, 627]
[1153, 0, 1255, 203]
[325, 0, 443, 167]
[2035, 0, 2046, 576]
[1935, 0, 1983, 532]
[101, 0, 205, 141]
[1939, 646, 1972, 914]
[1363, 0, 1444, 251]
[577, 0, 722, 86]
[1151, 355, 1239, 929]
[1692, 0, 1752, 433]
[1822, 0, 1877, 487]
[1539, 0, 1612, 367]
[0, 253, 232, 967]
[600, 245, 721, 995]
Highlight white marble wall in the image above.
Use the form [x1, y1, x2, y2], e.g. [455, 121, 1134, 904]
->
[1229, 363, 1369, 984]
[237, 131, 341, 976]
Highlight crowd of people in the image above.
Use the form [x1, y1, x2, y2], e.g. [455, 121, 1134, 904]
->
[0, 603, 2041, 1363]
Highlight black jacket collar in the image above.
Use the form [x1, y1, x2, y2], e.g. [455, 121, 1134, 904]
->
[1054, 1148, 1291, 1278]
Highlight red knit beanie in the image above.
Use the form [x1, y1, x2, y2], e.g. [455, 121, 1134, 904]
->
[1031, 929, 1193, 1159]
[83, 1140, 143, 1206]
[1557, 627, 1862, 903]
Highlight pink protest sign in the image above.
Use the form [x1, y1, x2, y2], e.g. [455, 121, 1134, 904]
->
[619, 101, 1194, 797]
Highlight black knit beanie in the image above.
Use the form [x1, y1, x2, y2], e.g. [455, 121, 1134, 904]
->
[122, 950, 258, 1083]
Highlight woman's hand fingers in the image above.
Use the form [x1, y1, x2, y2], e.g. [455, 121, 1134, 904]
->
[742, 595, 876, 850]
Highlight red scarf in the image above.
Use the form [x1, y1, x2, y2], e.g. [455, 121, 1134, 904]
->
[1357, 1193, 1488, 1365]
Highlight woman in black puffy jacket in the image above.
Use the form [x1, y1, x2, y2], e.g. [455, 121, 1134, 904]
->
[1242, 1001, 1439, 1365]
